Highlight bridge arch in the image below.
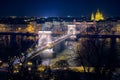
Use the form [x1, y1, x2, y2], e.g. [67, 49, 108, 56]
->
[38, 31, 52, 47]
[67, 25, 76, 38]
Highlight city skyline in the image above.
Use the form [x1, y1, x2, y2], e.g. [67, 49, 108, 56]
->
[0, 1, 120, 79]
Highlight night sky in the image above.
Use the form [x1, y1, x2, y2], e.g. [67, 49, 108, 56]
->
[0, 0, 120, 17]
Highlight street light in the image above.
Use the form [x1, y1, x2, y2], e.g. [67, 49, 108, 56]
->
[0, 60, 2, 63]
[27, 62, 33, 66]
[0, 60, 3, 66]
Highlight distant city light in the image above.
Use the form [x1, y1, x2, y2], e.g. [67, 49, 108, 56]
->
[44, 16, 48, 19]
[67, 15, 71, 17]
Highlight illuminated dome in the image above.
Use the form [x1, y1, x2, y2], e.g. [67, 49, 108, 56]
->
[91, 9, 104, 21]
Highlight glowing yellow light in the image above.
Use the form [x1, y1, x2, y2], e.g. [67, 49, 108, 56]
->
[14, 66, 18, 69]
[91, 9, 104, 21]
[18, 27, 21, 31]
[13, 70, 19, 73]
[13, 70, 17, 73]
[95, 9, 104, 21]
[91, 12, 95, 21]
[25, 24, 34, 33]
[27, 62, 33, 66]
[37, 65, 45, 71]
[16, 70, 19, 73]
[19, 63, 22, 66]
[69, 66, 94, 72]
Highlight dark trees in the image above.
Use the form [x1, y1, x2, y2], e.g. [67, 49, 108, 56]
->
[76, 38, 119, 80]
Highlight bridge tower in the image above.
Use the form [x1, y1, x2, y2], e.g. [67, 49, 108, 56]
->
[38, 31, 53, 46]
[67, 25, 76, 39]
[38, 31, 53, 66]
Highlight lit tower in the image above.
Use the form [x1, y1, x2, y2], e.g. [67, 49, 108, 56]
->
[67, 25, 76, 39]
[38, 31, 53, 66]
[91, 12, 95, 21]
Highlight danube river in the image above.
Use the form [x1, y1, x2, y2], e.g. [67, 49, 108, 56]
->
[0, 34, 120, 80]
[0, 35, 120, 66]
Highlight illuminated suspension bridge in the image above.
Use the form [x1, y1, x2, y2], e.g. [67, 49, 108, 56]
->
[10, 21, 120, 66]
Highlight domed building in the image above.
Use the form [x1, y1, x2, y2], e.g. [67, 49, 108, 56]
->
[91, 9, 104, 21]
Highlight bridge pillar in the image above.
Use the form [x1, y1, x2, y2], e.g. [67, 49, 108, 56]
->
[38, 31, 53, 66]
[67, 25, 76, 39]
[38, 31, 53, 47]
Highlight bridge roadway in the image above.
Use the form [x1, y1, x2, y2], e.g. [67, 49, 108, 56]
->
[26, 34, 73, 59]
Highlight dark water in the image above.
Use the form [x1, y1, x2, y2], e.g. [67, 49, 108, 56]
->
[0, 35, 36, 62]
[0, 72, 7, 80]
